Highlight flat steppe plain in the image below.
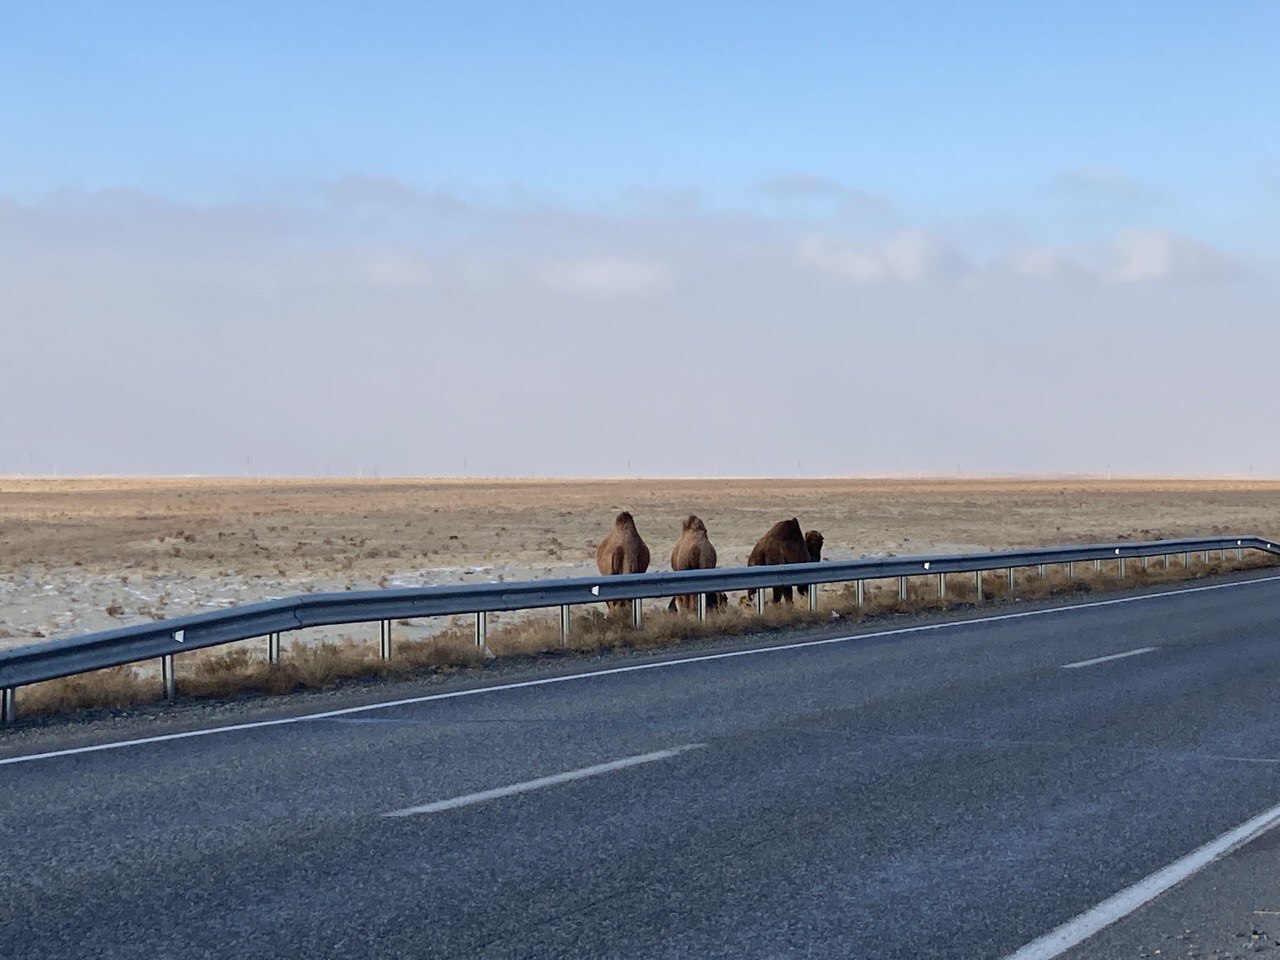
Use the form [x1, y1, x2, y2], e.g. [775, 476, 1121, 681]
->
[1, 477, 1277, 649]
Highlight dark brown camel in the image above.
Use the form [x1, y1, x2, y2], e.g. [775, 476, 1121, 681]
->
[746, 518, 824, 605]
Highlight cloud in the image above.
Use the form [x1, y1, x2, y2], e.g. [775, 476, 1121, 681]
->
[992, 246, 1089, 283]
[755, 172, 894, 223]
[757, 173, 853, 200]
[796, 230, 969, 285]
[1107, 230, 1248, 284]
[1050, 166, 1150, 200]
[359, 251, 436, 290]
[2, 182, 1276, 476]
[316, 174, 469, 215]
[535, 257, 672, 298]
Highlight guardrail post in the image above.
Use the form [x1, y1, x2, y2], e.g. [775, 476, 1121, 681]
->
[379, 620, 392, 660]
[1163, 554, 1169, 569]
[475, 611, 488, 648]
[1118, 557, 1126, 578]
[697, 592, 708, 621]
[855, 581, 864, 607]
[559, 605, 571, 644]
[898, 576, 907, 601]
[1094, 559, 1101, 573]
[1203, 550, 1210, 565]
[807, 583, 818, 613]
[631, 598, 644, 629]
[1140, 556, 1148, 570]
[1008, 568, 1015, 596]
[1067, 561, 1074, 579]
[1184, 551, 1191, 567]
[1037, 563, 1047, 577]
[754, 587, 766, 615]
[268, 632, 280, 664]
[1237, 546, 1244, 561]
[1, 687, 14, 725]
[938, 572, 946, 599]
[975, 570, 983, 601]
[161, 654, 175, 701]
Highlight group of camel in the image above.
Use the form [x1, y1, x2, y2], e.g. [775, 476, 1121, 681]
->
[595, 512, 825, 613]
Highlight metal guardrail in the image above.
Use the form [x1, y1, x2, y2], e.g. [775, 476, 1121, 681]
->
[2, 534, 1276, 723]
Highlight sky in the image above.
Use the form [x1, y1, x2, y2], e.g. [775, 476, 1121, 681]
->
[1, 1, 1277, 476]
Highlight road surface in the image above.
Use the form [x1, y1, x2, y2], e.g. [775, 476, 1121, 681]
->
[4, 572, 1280, 958]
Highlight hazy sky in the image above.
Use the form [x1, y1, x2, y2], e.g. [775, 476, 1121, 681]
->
[2, 2, 1277, 476]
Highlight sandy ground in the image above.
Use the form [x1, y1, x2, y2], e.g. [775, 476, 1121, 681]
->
[1, 477, 1277, 650]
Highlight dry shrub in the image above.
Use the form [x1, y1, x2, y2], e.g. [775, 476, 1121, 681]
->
[820, 550, 1279, 620]
[179, 635, 483, 699]
[23, 666, 155, 716]
[485, 596, 827, 660]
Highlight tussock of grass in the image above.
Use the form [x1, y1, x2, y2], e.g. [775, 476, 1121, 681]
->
[12, 551, 1277, 721]
[22, 666, 157, 716]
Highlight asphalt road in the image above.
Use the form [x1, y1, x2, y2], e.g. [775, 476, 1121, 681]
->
[5, 572, 1280, 959]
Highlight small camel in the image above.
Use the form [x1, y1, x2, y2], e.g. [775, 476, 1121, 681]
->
[595, 511, 651, 614]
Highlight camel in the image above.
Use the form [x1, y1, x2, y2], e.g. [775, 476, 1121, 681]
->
[805, 529, 825, 565]
[595, 511, 651, 614]
[667, 515, 719, 614]
[745, 518, 824, 605]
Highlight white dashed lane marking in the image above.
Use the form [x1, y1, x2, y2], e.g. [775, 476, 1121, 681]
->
[1061, 647, 1158, 670]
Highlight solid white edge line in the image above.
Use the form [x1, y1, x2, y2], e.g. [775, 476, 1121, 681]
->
[384, 743, 704, 818]
[3, 573, 1279, 768]
[1001, 798, 1280, 960]
[1060, 647, 1159, 670]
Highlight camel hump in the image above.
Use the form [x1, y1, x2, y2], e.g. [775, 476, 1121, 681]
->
[765, 518, 803, 541]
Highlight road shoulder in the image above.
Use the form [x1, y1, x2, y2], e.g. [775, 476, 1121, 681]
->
[1058, 823, 1280, 959]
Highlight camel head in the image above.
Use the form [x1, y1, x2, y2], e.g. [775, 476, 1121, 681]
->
[614, 511, 636, 529]
[805, 530, 825, 561]
[682, 515, 707, 534]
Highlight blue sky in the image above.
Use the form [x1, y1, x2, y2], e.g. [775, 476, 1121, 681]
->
[5, 2, 1275, 223]
[1, 2, 1278, 475]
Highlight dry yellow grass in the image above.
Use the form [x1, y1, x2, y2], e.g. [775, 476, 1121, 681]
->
[15, 550, 1276, 720]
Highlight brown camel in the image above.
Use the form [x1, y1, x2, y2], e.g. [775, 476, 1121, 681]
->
[746, 518, 824, 605]
[595, 511, 651, 614]
[667, 514, 719, 614]
[805, 529, 825, 564]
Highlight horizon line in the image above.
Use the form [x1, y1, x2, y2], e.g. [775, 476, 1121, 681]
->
[3, 473, 1280, 483]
